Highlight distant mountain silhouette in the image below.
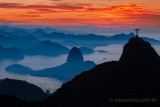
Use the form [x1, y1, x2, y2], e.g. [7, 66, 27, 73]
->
[32, 29, 47, 36]
[43, 27, 57, 33]
[6, 47, 96, 81]
[23, 40, 70, 56]
[107, 32, 135, 43]
[40, 31, 160, 48]
[40, 32, 110, 48]
[0, 35, 71, 57]
[0, 35, 39, 49]
[10, 29, 31, 36]
[0, 25, 159, 49]
[6, 64, 33, 74]
[40, 32, 107, 41]
[0, 45, 24, 61]
[0, 78, 48, 101]
[44, 37, 160, 107]
[0, 25, 159, 45]
[97, 50, 108, 53]
[66, 47, 84, 63]
[0, 29, 11, 36]
[40, 31, 160, 45]
[79, 47, 94, 54]
[0, 37, 160, 107]
[107, 32, 160, 45]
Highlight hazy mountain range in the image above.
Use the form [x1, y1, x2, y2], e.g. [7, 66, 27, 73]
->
[6, 47, 96, 81]
[0, 35, 160, 107]
[22, 40, 70, 56]
[0, 45, 24, 61]
[45, 37, 160, 107]
[0, 25, 159, 61]
[0, 25, 159, 48]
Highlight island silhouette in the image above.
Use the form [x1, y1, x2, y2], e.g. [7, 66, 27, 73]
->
[6, 47, 96, 81]
[0, 33, 160, 107]
[44, 36, 160, 107]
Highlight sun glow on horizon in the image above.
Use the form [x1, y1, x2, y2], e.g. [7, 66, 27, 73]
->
[0, 0, 160, 32]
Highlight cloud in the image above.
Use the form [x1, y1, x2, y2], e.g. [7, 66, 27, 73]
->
[0, 2, 160, 33]
[85, 4, 160, 23]
[0, 3, 22, 8]
[0, 2, 84, 10]
[86, 4, 144, 12]
[0, 19, 27, 24]
[28, 9, 64, 14]
[50, 0, 63, 1]
[16, 14, 41, 17]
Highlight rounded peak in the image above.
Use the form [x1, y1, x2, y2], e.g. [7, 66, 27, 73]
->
[66, 47, 84, 64]
[71, 46, 79, 50]
[128, 37, 144, 43]
[119, 37, 160, 64]
[69, 47, 82, 53]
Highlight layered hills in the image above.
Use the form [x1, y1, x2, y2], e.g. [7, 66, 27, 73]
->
[6, 47, 96, 81]
[45, 37, 160, 107]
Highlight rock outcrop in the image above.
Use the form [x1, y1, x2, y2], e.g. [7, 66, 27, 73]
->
[45, 37, 160, 107]
[66, 47, 84, 63]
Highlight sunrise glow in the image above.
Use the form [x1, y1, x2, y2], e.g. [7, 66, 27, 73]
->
[0, 0, 160, 32]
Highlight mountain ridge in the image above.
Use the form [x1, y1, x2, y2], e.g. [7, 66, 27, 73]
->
[6, 47, 96, 81]
[44, 37, 160, 107]
[0, 78, 48, 101]
[0, 36, 160, 107]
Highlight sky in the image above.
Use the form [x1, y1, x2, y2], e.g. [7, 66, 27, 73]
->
[0, 0, 160, 34]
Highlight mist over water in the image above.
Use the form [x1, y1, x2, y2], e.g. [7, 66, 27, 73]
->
[0, 71, 62, 93]
[153, 45, 160, 54]
[84, 44, 123, 64]
[16, 44, 160, 69]
[0, 60, 63, 93]
[0, 44, 159, 93]
[17, 55, 68, 70]
[141, 33, 160, 40]
[16, 44, 124, 69]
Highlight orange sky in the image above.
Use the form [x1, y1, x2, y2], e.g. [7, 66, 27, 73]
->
[0, 0, 160, 32]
